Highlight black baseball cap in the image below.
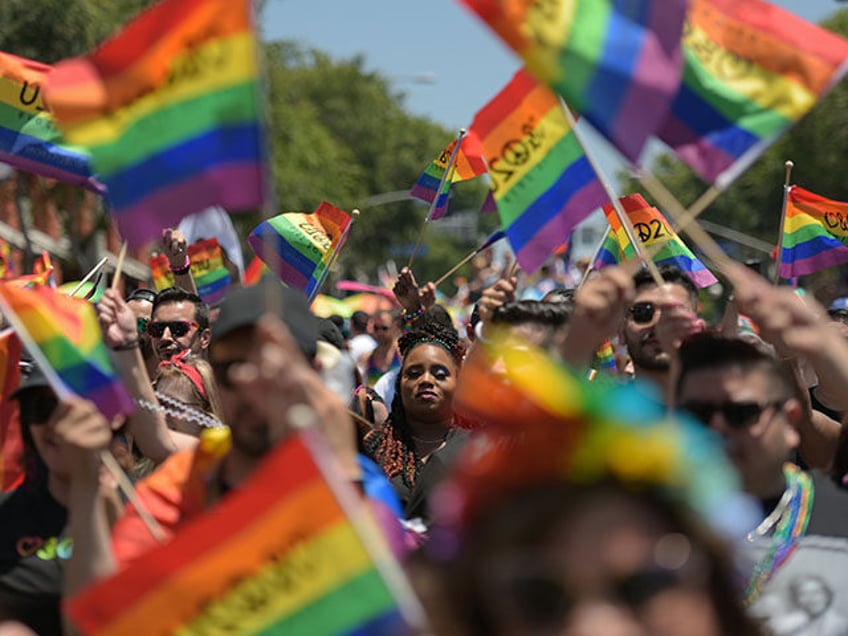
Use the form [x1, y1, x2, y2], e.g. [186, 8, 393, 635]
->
[211, 282, 317, 360]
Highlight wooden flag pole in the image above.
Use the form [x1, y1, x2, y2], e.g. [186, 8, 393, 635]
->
[407, 129, 466, 270]
[578, 227, 611, 288]
[772, 160, 795, 285]
[308, 209, 359, 304]
[558, 101, 665, 286]
[110, 242, 127, 290]
[434, 247, 482, 288]
[66, 256, 109, 297]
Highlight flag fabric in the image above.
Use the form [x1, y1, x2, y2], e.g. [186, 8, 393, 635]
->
[593, 339, 617, 373]
[779, 186, 848, 278]
[32, 251, 56, 288]
[657, 0, 848, 189]
[461, 0, 688, 162]
[149, 238, 232, 305]
[0, 283, 132, 419]
[243, 255, 267, 286]
[248, 202, 352, 299]
[0, 51, 101, 191]
[470, 68, 607, 273]
[595, 194, 718, 288]
[410, 133, 488, 220]
[67, 434, 403, 635]
[0, 239, 12, 280]
[479, 189, 497, 214]
[45, 0, 267, 248]
[0, 329, 24, 492]
[8, 265, 55, 290]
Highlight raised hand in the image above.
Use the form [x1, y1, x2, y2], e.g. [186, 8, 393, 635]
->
[161, 228, 189, 271]
[97, 288, 138, 350]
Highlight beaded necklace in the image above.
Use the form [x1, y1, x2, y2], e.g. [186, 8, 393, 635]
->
[743, 463, 814, 606]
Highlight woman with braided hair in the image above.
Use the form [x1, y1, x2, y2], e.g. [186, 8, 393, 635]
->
[365, 322, 470, 523]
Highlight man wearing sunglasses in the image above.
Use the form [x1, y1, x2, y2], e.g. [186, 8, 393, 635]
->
[149, 287, 210, 362]
[676, 332, 848, 613]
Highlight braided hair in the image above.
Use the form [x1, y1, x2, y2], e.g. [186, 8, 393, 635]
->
[365, 322, 464, 489]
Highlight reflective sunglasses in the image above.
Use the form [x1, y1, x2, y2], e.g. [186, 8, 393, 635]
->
[680, 400, 783, 430]
[628, 301, 657, 324]
[147, 320, 198, 338]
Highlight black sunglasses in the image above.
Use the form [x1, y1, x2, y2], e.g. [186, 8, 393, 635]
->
[628, 301, 656, 324]
[147, 320, 198, 338]
[680, 400, 783, 430]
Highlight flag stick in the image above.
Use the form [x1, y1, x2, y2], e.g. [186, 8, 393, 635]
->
[99, 450, 165, 542]
[291, 406, 430, 632]
[407, 129, 466, 270]
[638, 171, 732, 274]
[308, 209, 359, 304]
[433, 232, 506, 287]
[66, 257, 109, 297]
[0, 289, 165, 542]
[558, 101, 665, 286]
[772, 160, 795, 285]
[110, 242, 127, 290]
[578, 227, 611, 288]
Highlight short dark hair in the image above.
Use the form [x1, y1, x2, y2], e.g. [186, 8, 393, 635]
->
[152, 287, 209, 330]
[541, 287, 575, 305]
[351, 310, 370, 332]
[633, 264, 699, 310]
[676, 332, 797, 403]
[490, 299, 572, 328]
[126, 288, 156, 304]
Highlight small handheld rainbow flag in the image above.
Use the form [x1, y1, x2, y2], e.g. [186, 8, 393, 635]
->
[150, 238, 231, 305]
[0, 51, 101, 192]
[593, 339, 617, 373]
[461, 0, 688, 162]
[248, 202, 352, 300]
[45, 0, 267, 248]
[470, 68, 607, 273]
[410, 133, 488, 220]
[595, 194, 718, 288]
[657, 0, 848, 188]
[67, 434, 405, 635]
[0, 283, 131, 419]
[779, 186, 848, 278]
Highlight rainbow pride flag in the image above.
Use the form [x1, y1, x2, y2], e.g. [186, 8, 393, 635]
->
[595, 194, 717, 288]
[0, 51, 101, 191]
[45, 0, 267, 248]
[470, 68, 607, 272]
[151, 238, 231, 305]
[0, 283, 131, 418]
[657, 0, 848, 188]
[248, 202, 352, 300]
[461, 0, 688, 162]
[410, 133, 488, 220]
[779, 186, 848, 278]
[67, 434, 403, 635]
[594, 339, 617, 373]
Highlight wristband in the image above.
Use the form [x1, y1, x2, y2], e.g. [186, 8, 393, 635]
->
[169, 253, 190, 274]
[111, 340, 140, 351]
[403, 306, 426, 330]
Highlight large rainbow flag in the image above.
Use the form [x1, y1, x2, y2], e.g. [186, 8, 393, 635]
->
[45, 0, 267, 248]
[657, 0, 848, 188]
[0, 283, 131, 419]
[470, 68, 607, 272]
[248, 202, 352, 300]
[461, 0, 688, 162]
[595, 194, 718, 288]
[779, 185, 848, 278]
[409, 133, 488, 220]
[67, 434, 403, 635]
[0, 52, 101, 191]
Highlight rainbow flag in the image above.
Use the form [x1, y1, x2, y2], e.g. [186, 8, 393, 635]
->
[461, 0, 688, 162]
[0, 283, 131, 419]
[410, 133, 488, 220]
[470, 68, 607, 273]
[151, 238, 232, 304]
[594, 339, 617, 373]
[657, 0, 848, 188]
[248, 202, 352, 299]
[0, 329, 23, 492]
[243, 255, 268, 286]
[45, 0, 267, 248]
[0, 51, 101, 191]
[595, 194, 717, 288]
[779, 186, 848, 278]
[67, 434, 403, 635]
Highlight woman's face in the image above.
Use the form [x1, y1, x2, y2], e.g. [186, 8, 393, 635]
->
[400, 344, 457, 423]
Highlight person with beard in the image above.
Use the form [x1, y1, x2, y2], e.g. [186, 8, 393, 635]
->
[148, 287, 210, 362]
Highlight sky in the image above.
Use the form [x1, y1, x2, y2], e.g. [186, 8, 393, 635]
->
[264, 0, 843, 131]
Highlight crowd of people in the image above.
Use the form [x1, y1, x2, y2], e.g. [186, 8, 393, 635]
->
[3, 225, 848, 635]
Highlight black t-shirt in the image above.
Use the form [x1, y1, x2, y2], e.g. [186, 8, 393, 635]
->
[0, 482, 69, 635]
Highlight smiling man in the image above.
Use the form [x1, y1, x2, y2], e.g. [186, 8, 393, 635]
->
[148, 287, 211, 361]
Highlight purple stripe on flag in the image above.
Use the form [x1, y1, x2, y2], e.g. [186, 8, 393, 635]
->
[0, 150, 104, 193]
[114, 163, 264, 248]
[515, 180, 607, 272]
[410, 183, 437, 203]
[687, 268, 719, 288]
[656, 114, 736, 184]
[87, 381, 134, 420]
[779, 248, 848, 278]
